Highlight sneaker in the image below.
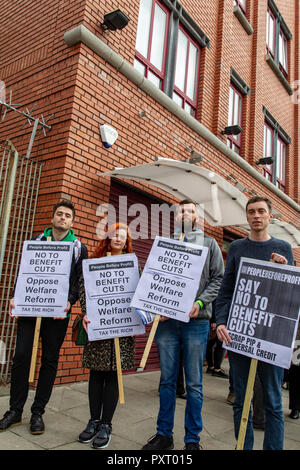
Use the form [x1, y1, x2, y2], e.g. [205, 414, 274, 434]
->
[213, 369, 229, 378]
[226, 392, 235, 405]
[78, 419, 100, 443]
[142, 433, 174, 450]
[206, 367, 214, 374]
[0, 410, 22, 432]
[91, 423, 112, 449]
[30, 414, 45, 435]
[184, 442, 202, 450]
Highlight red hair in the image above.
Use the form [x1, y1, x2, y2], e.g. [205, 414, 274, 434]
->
[92, 223, 133, 259]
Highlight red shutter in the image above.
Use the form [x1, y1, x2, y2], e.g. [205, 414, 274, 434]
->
[109, 180, 174, 371]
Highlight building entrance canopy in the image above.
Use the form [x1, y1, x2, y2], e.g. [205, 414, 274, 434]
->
[100, 157, 248, 227]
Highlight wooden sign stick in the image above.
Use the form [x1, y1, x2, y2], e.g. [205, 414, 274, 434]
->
[137, 233, 185, 372]
[29, 236, 52, 383]
[106, 252, 125, 404]
[114, 337, 125, 404]
[236, 358, 258, 450]
[137, 314, 160, 371]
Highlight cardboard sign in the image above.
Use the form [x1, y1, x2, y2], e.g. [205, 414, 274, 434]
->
[131, 236, 208, 322]
[13, 241, 73, 317]
[83, 253, 145, 341]
[224, 257, 300, 369]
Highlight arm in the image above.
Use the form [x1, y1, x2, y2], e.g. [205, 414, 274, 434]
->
[68, 243, 88, 306]
[195, 239, 224, 306]
[215, 244, 237, 344]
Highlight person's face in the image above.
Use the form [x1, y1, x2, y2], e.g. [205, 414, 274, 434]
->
[51, 206, 74, 232]
[246, 201, 272, 233]
[177, 203, 197, 229]
[110, 229, 127, 253]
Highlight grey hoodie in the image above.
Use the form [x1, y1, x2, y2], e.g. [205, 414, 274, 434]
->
[173, 230, 224, 320]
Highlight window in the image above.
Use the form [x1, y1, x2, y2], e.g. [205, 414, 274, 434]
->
[263, 122, 287, 192]
[276, 137, 286, 190]
[135, 0, 209, 117]
[173, 27, 201, 116]
[263, 123, 274, 182]
[278, 29, 288, 75]
[234, 0, 246, 14]
[227, 85, 242, 154]
[135, 0, 169, 89]
[266, 7, 275, 57]
[265, 1, 291, 79]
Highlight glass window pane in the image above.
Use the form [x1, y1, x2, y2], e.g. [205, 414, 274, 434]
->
[233, 91, 241, 125]
[150, 4, 167, 71]
[186, 42, 198, 101]
[266, 127, 272, 157]
[269, 15, 274, 52]
[134, 58, 146, 76]
[174, 30, 188, 91]
[184, 102, 195, 116]
[228, 87, 234, 125]
[148, 70, 161, 88]
[135, 0, 152, 58]
[279, 32, 288, 71]
[172, 91, 183, 107]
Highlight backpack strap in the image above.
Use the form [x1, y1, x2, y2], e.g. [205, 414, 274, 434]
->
[73, 239, 81, 264]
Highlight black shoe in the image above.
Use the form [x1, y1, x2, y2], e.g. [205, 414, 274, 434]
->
[289, 410, 299, 419]
[206, 367, 214, 374]
[184, 442, 202, 450]
[0, 410, 22, 432]
[78, 419, 100, 443]
[142, 434, 174, 450]
[176, 392, 187, 399]
[212, 369, 229, 378]
[30, 414, 45, 435]
[92, 423, 112, 449]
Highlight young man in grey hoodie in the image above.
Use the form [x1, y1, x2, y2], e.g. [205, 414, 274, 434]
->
[142, 199, 224, 450]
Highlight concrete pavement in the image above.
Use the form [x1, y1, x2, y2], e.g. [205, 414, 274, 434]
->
[0, 358, 299, 451]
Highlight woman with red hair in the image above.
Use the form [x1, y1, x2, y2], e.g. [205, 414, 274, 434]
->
[77, 223, 136, 449]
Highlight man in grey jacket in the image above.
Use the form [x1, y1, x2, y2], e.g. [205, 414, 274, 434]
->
[142, 199, 224, 450]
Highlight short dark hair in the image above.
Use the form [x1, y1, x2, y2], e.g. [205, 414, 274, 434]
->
[52, 199, 75, 219]
[179, 199, 196, 206]
[246, 196, 272, 213]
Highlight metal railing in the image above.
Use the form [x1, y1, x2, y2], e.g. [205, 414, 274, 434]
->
[0, 142, 43, 383]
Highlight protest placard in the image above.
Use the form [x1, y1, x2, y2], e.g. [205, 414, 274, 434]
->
[224, 257, 300, 369]
[82, 253, 145, 341]
[131, 236, 208, 323]
[13, 241, 73, 318]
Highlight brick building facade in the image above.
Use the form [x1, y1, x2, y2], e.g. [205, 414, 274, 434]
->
[0, 0, 299, 385]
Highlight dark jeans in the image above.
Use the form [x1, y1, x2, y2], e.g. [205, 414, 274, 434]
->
[229, 351, 284, 450]
[10, 316, 69, 415]
[155, 318, 209, 443]
[88, 370, 119, 424]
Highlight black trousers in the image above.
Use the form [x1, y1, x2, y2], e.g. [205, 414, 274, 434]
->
[206, 336, 225, 370]
[88, 370, 119, 424]
[289, 365, 300, 410]
[10, 316, 69, 415]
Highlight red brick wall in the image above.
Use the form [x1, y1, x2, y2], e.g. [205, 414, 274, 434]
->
[0, 0, 299, 384]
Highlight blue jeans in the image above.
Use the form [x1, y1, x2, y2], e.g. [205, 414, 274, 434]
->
[228, 351, 284, 450]
[155, 318, 209, 443]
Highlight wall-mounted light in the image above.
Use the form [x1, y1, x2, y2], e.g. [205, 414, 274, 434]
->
[255, 157, 274, 165]
[188, 150, 204, 164]
[100, 9, 130, 31]
[221, 125, 242, 135]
